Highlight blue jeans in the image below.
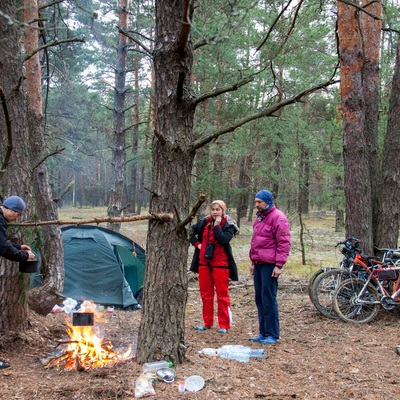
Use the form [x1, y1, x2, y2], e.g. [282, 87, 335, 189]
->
[253, 263, 279, 339]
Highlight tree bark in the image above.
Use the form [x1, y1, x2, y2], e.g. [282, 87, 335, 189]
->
[375, 36, 400, 249]
[107, 0, 130, 232]
[337, 0, 376, 252]
[0, 0, 33, 332]
[359, 0, 382, 245]
[137, 0, 196, 364]
[24, 0, 65, 316]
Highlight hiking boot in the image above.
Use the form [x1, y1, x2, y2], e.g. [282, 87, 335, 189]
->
[259, 336, 279, 345]
[0, 360, 10, 369]
[195, 326, 211, 331]
[249, 334, 266, 342]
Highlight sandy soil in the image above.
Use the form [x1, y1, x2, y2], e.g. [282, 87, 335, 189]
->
[1, 274, 400, 400]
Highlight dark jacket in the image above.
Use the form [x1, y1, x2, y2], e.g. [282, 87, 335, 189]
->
[0, 209, 29, 262]
[190, 215, 239, 281]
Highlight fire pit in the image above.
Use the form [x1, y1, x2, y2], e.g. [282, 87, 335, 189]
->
[40, 302, 133, 371]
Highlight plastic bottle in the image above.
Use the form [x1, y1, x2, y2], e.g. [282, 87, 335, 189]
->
[199, 348, 219, 356]
[217, 349, 250, 362]
[217, 345, 265, 360]
[249, 349, 265, 358]
[216, 346, 250, 362]
[142, 360, 174, 373]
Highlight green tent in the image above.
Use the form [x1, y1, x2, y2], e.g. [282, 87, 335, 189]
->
[61, 225, 145, 308]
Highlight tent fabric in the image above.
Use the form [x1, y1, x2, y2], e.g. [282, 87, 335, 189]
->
[61, 225, 145, 308]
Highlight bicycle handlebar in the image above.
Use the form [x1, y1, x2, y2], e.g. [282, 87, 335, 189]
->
[335, 237, 361, 248]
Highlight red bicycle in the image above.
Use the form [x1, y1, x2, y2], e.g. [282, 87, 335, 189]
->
[333, 251, 400, 323]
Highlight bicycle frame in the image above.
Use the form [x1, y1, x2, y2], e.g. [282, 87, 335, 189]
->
[348, 254, 400, 306]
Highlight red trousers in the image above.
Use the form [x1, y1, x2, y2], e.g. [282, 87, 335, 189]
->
[198, 265, 231, 329]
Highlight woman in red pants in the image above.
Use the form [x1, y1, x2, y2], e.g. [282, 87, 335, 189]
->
[190, 200, 239, 334]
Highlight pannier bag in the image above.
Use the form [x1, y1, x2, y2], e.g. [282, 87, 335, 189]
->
[374, 268, 399, 281]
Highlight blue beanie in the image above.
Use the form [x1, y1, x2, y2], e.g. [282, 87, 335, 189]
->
[255, 190, 274, 205]
[2, 196, 26, 213]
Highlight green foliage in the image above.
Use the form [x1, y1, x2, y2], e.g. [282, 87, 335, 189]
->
[37, 0, 400, 216]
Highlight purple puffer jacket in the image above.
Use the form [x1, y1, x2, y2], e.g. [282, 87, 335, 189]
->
[249, 205, 291, 268]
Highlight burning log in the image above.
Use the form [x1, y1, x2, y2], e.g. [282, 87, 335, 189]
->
[41, 313, 132, 371]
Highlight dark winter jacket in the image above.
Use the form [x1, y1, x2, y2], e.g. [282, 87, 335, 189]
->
[0, 209, 29, 262]
[190, 215, 239, 281]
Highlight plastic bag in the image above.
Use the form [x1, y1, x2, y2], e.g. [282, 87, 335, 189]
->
[134, 373, 156, 398]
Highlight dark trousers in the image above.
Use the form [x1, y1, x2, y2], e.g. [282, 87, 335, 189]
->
[253, 263, 279, 339]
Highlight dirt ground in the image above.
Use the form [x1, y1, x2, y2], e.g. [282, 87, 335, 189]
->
[1, 274, 400, 400]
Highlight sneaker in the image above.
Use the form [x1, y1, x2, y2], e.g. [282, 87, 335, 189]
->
[217, 328, 228, 334]
[195, 326, 211, 331]
[259, 336, 279, 345]
[249, 334, 266, 342]
[0, 360, 10, 369]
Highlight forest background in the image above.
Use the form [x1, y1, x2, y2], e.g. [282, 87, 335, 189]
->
[0, 0, 400, 365]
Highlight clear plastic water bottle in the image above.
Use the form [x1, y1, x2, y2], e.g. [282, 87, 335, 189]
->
[225, 350, 250, 362]
[199, 348, 219, 356]
[217, 346, 250, 362]
[217, 345, 264, 360]
[142, 360, 174, 373]
[250, 349, 265, 358]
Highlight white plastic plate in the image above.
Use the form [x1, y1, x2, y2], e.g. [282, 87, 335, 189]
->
[184, 375, 205, 392]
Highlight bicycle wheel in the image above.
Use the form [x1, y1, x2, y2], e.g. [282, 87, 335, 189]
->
[333, 277, 380, 324]
[310, 269, 354, 319]
[307, 267, 335, 304]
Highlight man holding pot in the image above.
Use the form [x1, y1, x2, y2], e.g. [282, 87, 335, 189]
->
[0, 195, 35, 370]
[0, 195, 35, 262]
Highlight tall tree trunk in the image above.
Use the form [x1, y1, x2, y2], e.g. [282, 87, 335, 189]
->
[24, 0, 64, 315]
[137, 0, 196, 364]
[0, 0, 33, 332]
[338, 0, 374, 252]
[375, 36, 400, 249]
[129, 63, 140, 214]
[107, 0, 129, 232]
[360, 0, 382, 245]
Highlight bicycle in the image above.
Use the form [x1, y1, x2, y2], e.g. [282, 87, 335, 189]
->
[308, 237, 362, 319]
[333, 250, 400, 324]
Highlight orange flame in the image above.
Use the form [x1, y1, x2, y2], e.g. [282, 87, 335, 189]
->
[45, 309, 132, 371]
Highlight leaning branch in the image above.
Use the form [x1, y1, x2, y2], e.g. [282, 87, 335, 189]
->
[194, 76, 254, 106]
[190, 78, 339, 151]
[177, 194, 207, 231]
[15, 213, 173, 227]
[31, 147, 65, 173]
[118, 28, 152, 56]
[337, 0, 382, 20]
[23, 38, 85, 62]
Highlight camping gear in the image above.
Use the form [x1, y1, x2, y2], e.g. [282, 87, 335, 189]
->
[19, 259, 39, 273]
[31, 225, 146, 308]
[156, 367, 176, 383]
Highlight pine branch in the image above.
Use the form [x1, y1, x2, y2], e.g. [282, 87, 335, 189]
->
[23, 38, 85, 62]
[190, 78, 339, 151]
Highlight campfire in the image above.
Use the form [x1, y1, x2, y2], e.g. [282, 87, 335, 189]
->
[40, 302, 132, 371]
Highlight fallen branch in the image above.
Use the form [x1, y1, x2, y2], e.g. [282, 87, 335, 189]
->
[14, 212, 173, 227]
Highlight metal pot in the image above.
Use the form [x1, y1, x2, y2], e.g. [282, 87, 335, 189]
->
[156, 367, 176, 383]
[19, 259, 39, 273]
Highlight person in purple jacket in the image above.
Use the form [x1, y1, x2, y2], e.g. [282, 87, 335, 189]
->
[249, 190, 291, 345]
